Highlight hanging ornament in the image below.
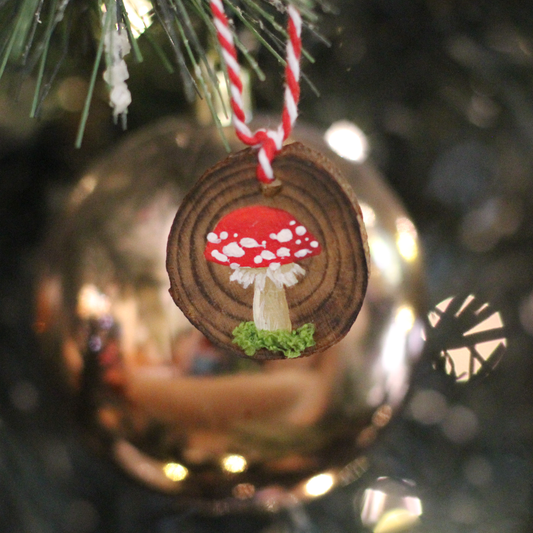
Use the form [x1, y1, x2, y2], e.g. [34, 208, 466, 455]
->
[35, 117, 425, 511]
[166, 3, 369, 360]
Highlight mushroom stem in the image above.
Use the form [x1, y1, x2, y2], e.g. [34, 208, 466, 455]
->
[253, 276, 291, 332]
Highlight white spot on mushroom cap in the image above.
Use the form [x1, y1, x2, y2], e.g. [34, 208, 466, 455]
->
[296, 239, 301, 245]
[211, 250, 228, 262]
[289, 221, 296, 225]
[233, 233, 238, 237]
[276, 247, 291, 258]
[230, 263, 240, 269]
[220, 231, 229, 239]
[295, 226, 306, 236]
[294, 249, 312, 258]
[254, 255, 263, 264]
[261, 250, 276, 260]
[276, 229, 293, 242]
[223, 242, 245, 257]
[240, 237, 263, 248]
[269, 262, 281, 271]
[310, 241, 319, 248]
[207, 232, 220, 243]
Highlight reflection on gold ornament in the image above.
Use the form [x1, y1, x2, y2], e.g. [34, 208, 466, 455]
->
[359, 477, 423, 533]
[303, 473, 335, 498]
[395, 217, 419, 263]
[35, 118, 426, 512]
[164, 462, 189, 482]
[221, 454, 248, 474]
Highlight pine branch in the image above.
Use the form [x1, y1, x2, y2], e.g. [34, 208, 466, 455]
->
[0, 0, 326, 145]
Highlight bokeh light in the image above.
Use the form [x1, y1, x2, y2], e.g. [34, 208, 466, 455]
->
[304, 473, 335, 497]
[123, 0, 153, 37]
[324, 120, 369, 162]
[221, 454, 248, 474]
[163, 462, 189, 482]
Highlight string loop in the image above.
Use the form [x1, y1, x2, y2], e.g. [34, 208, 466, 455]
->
[210, 0, 302, 183]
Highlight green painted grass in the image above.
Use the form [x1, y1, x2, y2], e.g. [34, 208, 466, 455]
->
[232, 322, 315, 359]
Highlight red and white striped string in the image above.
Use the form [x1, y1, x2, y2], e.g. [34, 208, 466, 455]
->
[210, 0, 302, 184]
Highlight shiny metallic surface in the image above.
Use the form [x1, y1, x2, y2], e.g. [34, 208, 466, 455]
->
[358, 477, 423, 533]
[35, 118, 426, 512]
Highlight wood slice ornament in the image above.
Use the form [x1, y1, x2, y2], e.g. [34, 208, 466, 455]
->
[167, 142, 370, 360]
[167, 1, 369, 359]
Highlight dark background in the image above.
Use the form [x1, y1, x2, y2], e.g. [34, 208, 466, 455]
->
[1, 0, 533, 531]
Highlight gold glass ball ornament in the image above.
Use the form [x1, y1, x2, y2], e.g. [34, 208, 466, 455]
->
[35, 117, 426, 512]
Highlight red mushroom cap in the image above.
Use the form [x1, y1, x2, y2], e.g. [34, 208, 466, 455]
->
[204, 205, 322, 269]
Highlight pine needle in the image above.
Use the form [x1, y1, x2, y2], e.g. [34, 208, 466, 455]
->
[189, 0, 265, 80]
[20, 0, 45, 67]
[154, 0, 198, 101]
[30, 0, 58, 117]
[223, 0, 286, 66]
[247, 13, 320, 95]
[33, 16, 72, 117]
[174, 14, 230, 150]
[117, 0, 143, 62]
[240, 0, 317, 63]
[75, 3, 111, 148]
[143, 29, 175, 73]
[242, 0, 285, 35]
[30, 31, 50, 118]
[305, 22, 331, 47]
[0, 8, 26, 79]
[11, 0, 42, 60]
[173, 0, 220, 96]
[172, 0, 231, 118]
[187, 0, 232, 118]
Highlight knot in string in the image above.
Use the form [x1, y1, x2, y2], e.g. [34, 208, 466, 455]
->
[210, 0, 302, 184]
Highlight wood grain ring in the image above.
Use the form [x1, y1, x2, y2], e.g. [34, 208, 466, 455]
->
[166, 142, 370, 360]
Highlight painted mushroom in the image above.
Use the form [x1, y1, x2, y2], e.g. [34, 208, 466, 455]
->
[204, 205, 322, 332]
